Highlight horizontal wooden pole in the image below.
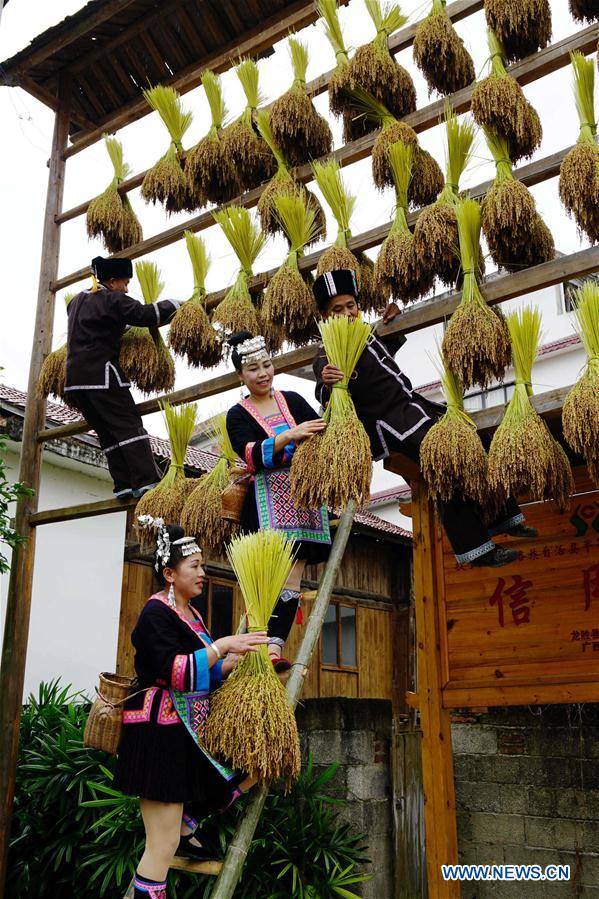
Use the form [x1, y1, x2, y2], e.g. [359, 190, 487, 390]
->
[40, 242, 599, 443]
[29, 495, 136, 525]
[442, 681, 599, 709]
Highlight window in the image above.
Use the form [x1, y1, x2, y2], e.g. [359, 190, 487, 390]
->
[193, 577, 234, 640]
[463, 382, 515, 413]
[560, 274, 599, 314]
[321, 602, 357, 669]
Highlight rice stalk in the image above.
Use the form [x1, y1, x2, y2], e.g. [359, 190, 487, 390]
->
[413, 0, 475, 96]
[569, 0, 599, 23]
[86, 136, 143, 252]
[221, 59, 277, 192]
[317, 0, 362, 142]
[140, 85, 197, 214]
[484, 0, 552, 63]
[211, 207, 264, 335]
[168, 232, 221, 368]
[313, 158, 362, 291]
[563, 281, 599, 479]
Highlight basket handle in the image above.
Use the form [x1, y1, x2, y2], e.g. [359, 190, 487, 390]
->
[95, 685, 149, 709]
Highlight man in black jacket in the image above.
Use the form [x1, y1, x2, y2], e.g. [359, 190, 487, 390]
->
[65, 255, 180, 500]
[312, 269, 536, 568]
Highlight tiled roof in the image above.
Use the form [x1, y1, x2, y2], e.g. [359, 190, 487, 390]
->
[370, 484, 412, 503]
[0, 384, 83, 425]
[352, 508, 411, 539]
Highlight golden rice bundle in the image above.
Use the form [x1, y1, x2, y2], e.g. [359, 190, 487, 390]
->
[140, 85, 197, 214]
[413, 0, 475, 96]
[38, 294, 74, 404]
[317, 0, 362, 143]
[413, 105, 477, 288]
[374, 142, 434, 304]
[546, 438, 575, 515]
[347, 0, 416, 129]
[559, 52, 599, 244]
[136, 401, 198, 534]
[181, 414, 238, 551]
[168, 232, 221, 369]
[211, 207, 264, 336]
[270, 37, 333, 167]
[186, 71, 241, 206]
[356, 252, 380, 315]
[119, 262, 175, 394]
[221, 59, 277, 193]
[488, 307, 572, 508]
[442, 198, 511, 389]
[255, 110, 326, 242]
[471, 30, 542, 163]
[291, 314, 373, 509]
[481, 127, 554, 273]
[420, 355, 488, 504]
[569, 1, 599, 23]
[563, 281, 599, 484]
[205, 530, 300, 785]
[261, 194, 320, 344]
[86, 137, 142, 253]
[484, 0, 551, 63]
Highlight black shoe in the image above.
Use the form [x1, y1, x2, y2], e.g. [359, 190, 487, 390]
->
[175, 835, 215, 862]
[503, 524, 538, 539]
[471, 546, 519, 568]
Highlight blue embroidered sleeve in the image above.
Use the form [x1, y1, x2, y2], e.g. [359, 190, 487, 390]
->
[261, 436, 276, 468]
[210, 660, 223, 688]
[192, 648, 211, 694]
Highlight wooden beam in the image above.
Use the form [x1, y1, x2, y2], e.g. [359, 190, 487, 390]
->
[29, 495, 136, 526]
[0, 75, 71, 899]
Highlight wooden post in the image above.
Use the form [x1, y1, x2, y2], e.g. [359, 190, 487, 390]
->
[209, 501, 357, 899]
[410, 482, 459, 898]
[0, 75, 70, 897]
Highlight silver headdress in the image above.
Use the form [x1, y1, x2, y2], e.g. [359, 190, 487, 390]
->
[237, 335, 269, 364]
[172, 535, 202, 558]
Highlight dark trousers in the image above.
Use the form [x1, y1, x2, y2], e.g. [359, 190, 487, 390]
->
[268, 591, 300, 645]
[69, 388, 161, 494]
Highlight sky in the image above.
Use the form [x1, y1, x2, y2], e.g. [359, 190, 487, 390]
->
[0, 0, 589, 448]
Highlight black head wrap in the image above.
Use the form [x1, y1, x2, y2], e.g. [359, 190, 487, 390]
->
[312, 269, 359, 312]
[91, 255, 133, 282]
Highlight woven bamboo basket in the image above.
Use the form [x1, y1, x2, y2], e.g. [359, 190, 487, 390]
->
[221, 467, 252, 523]
[83, 672, 136, 755]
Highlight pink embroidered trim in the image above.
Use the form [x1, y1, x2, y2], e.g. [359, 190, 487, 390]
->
[239, 390, 296, 437]
[150, 593, 210, 642]
[157, 691, 179, 725]
[123, 687, 158, 724]
[244, 441, 256, 473]
[171, 654, 187, 691]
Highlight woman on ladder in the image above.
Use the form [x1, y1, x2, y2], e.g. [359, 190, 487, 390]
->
[114, 521, 268, 899]
[225, 331, 332, 672]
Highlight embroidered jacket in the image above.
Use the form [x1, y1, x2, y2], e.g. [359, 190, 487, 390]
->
[313, 332, 445, 461]
[65, 287, 179, 391]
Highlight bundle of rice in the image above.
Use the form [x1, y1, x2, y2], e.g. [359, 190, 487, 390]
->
[136, 401, 198, 533]
[374, 142, 434, 304]
[488, 307, 573, 510]
[347, 0, 416, 126]
[562, 281, 599, 484]
[186, 71, 240, 206]
[569, 1, 599, 23]
[291, 313, 373, 508]
[255, 109, 326, 242]
[205, 530, 300, 785]
[270, 37, 332, 167]
[221, 59, 277, 193]
[211, 207, 264, 335]
[38, 294, 75, 404]
[481, 127, 554, 273]
[413, 0, 475, 96]
[484, 0, 551, 63]
[119, 262, 175, 394]
[260, 194, 320, 344]
[420, 354, 488, 504]
[181, 414, 238, 551]
[168, 232, 221, 369]
[86, 137, 142, 253]
[413, 105, 477, 288]
[442, 198, 511, 389]
[559, 52, 599, 245]
[140, 85, 196, 214]
[471, 30, 542, 163]
[317, 0, 361, 143]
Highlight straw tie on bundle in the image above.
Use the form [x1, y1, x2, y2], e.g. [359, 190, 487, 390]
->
[205, 530, 300, 785]
[119, 261, 175, 394]
[86, 137, 142, 253]
[291, 314, 373, 509]
[442, 198, 511, 389]
[484, 0, 551, 63]
[255, 109, 326, 242]
[374, 142, 434, 304]
[413, 105, 478, 289]
[569, 1, 599, 24]
[168, 232, 221, 369]
[140, 85, 197, 214]
[471, 30, 542, 163]
[420, 355, 488, 504]
[181, 414, 238, 552]
[563, 282, 599, 485]
[211, 207, 264, 336]
[488, 307, 573, 512]
[38, 294, 75, 405]
[314, 158, 385, 313]
[260, 194, 320, 344]
[186, 71, 241, 206]
[559, 52, 599, 245]
[221, 59, 277, 193]
[318, 0, 362, 143]
[481, 127, 554, 273]
[270, 37, 333, 167]
[413, 0, 475, 97]
[347, 0, 416, 131]
[136, 401, 198, 535]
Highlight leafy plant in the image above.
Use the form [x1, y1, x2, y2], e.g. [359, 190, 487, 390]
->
[0, 429, 34, 574]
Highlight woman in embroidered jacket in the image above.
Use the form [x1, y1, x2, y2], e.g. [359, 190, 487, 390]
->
[226, 331, 332, 671]
[114, 522, 267, 899]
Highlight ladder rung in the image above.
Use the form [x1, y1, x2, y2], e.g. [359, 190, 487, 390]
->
[170, 858, 223, 874]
